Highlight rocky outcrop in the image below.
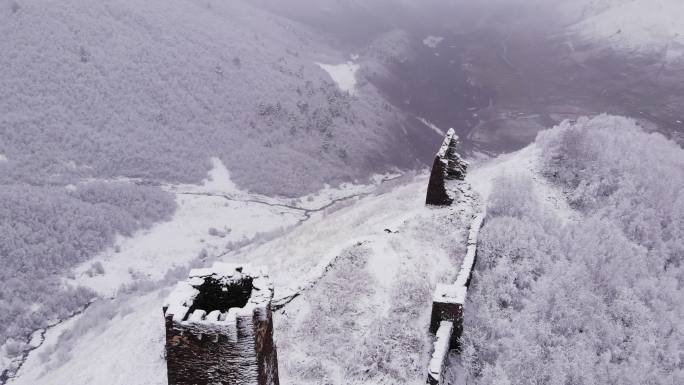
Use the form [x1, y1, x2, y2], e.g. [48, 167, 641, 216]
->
[425, 128, 468, 206]
[163, 263, 279, 385]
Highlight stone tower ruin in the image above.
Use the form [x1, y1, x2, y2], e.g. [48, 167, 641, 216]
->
[426, 128, 469, 206]
[163, 263, 279, 385]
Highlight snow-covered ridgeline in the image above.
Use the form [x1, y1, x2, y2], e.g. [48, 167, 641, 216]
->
[426, 144, 577, 384]
[572, 0, 684, 62]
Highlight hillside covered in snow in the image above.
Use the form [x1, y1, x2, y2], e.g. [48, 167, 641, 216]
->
[460, 115, 684, 384]
[6, 168, 480, 385]
[0, 0, 443, 377]
[10, 111, 681, 385]
[1, 1, 683, 384]
[0, 0, 430, 197]
[571, 0, 684, 61]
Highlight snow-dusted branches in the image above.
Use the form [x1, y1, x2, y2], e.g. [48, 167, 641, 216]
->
[461, 116, 684, 385]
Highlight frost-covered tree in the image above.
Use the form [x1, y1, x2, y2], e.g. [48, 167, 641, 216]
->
[461, 115, 684, 385]
[0, 182, 175, 349]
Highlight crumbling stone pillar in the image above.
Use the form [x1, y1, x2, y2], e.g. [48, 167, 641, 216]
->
[163, 263, 279, 385]
[426, 128, 469, 206]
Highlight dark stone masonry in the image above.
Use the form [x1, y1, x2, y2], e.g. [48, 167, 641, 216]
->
[425, 128, 469, 206]
[429, 284, 465, 350]
[163, 263, 279, 385]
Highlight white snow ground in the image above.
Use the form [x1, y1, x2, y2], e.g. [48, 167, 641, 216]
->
[66, 158, 304, 297]
[316, 62, 361, 95]
[8, 141, 574, 385]
[10, 156, 478, 385]
[65, 158, 402, 298]
[571, 0, 684, 61]
[467, 144, 577, 223]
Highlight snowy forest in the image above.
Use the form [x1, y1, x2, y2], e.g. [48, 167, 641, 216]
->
[463, 115, 683, 384]
[0, 182, 176, 354]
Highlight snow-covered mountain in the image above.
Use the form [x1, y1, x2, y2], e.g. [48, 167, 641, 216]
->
[0, 0, 449, 380]
[0, 0, 430, 197]
[2, 1, 682, 384]
[255, 0, 684, 64]
[570, 0, 684, 61]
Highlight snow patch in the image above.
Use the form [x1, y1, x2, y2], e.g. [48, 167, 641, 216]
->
[68, 159, 304, 297]
[467, 144, 578, 223]
[433, 283, 466, 305]
[296, 172, 400, 210]
[316, 61, 360, 95]
[200, 157, 240, 194]
[0, 153, 7, 162]
[417, 116, 446, 136]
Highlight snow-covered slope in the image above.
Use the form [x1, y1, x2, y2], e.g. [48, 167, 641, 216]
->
[571, 0, 684, 61]
[9, 141, 579, 385]
[0, 0, 417, 196]
[467, 144, 578, 223]
[7, 136, 589, 385]
[65, 158, 306, 298]
[8, 168, 478, 385]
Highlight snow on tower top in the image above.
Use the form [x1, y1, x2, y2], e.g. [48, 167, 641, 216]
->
[163, 262, 274, 324]
[433, 283, 467, 305]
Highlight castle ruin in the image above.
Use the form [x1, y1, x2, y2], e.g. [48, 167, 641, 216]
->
[425, 128, 469, 206]
[163, 263, 279, 385]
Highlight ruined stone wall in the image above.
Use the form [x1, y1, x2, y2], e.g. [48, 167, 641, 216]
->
[426, 128, 469, 206]
[163, 263, 279, 385]
[426, 211, 486, 384]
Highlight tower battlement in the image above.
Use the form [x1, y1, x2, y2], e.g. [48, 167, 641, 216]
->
[163, 263, 279, 385]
